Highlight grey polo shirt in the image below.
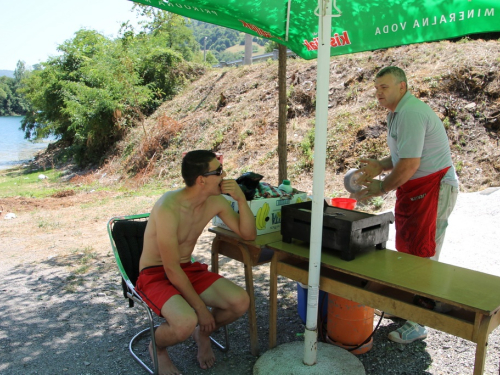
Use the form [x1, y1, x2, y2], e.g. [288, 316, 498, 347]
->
[387, 92, 458, 187]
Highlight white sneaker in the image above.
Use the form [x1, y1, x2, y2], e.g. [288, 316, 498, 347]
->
[388, 321, 427, 344]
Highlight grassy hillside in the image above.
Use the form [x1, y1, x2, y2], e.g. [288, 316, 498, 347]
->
[225, 42, 267, 56]
[35, 38, 500, 210]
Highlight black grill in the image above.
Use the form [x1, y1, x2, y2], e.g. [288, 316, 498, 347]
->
[281, 201, 395, 261]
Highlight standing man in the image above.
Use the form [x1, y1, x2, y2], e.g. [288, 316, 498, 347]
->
[137, 150, 256, 374]
[355, 66, 459, 344]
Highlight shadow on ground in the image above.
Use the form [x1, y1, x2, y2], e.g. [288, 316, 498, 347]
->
[0, 231, 489, 375]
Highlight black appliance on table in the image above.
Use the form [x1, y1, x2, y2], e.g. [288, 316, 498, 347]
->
[281, 201, 395, 261]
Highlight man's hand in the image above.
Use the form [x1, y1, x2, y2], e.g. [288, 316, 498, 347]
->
[220, 179, 245, 202]
[196, 306, 216, 333]
[354, 157, 419, 202]
[353, 178, 384, 202]
[217, 179, 256, 240]
[357, 158, 384, 185]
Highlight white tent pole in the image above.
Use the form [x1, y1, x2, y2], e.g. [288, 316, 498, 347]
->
[303, 0, 332, 366]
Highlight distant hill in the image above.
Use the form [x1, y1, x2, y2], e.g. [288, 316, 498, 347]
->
[0, 70, 14, 78]
[188, 20, 268, 62]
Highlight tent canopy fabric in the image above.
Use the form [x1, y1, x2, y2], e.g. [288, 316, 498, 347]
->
[132, 0, 499, 60]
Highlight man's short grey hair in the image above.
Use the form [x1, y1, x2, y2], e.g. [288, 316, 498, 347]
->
[376, 66, 407, 85]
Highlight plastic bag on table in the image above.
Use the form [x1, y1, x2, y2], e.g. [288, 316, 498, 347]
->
[236, 172, 264, 200]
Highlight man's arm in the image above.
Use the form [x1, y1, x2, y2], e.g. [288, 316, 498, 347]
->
[355, 157, 420, 200]
[155, 208, 216, 332]
[216, 179, 257, 240]
[357, 156, 394, 184]
[381, 157, 420, 192]
[379, 156, 394, 172]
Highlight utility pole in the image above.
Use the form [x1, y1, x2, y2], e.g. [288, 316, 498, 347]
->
[278, 44, 287, 184]
[243, 33, 252, 65]
[203, 37, 207, 62]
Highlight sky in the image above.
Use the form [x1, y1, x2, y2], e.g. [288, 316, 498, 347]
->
[0, 0, 145, 71]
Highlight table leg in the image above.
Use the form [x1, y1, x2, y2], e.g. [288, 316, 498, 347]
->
[237, 243, 259, 356]
[269, 252, 278, 349]
[473, 313, 492, 375]
[211, 236, 221, 274]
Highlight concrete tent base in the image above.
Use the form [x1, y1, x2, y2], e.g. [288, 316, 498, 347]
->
[253, 341, 365, 375]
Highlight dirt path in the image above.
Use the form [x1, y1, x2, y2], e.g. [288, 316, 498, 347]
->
[1, 189, 499, 374]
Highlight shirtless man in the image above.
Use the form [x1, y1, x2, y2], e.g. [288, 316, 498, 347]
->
[136, 150, 256, 375]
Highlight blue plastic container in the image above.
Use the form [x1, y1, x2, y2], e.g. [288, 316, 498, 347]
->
[296, 282, 329, 324]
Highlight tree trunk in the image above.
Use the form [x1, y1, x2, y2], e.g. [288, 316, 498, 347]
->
[278, 44, 287, 184]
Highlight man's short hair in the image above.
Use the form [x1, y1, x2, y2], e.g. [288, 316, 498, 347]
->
[376, 66, 408, 85]
[182, 150, 216, 187]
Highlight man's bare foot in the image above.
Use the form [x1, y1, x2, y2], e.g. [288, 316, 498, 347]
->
[192, 327, 216, 369]
[149, 341, 182, 375]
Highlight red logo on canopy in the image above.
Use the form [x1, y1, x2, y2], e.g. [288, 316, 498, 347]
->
[303, 31, 351, 51]
[239, 20, 282, 40]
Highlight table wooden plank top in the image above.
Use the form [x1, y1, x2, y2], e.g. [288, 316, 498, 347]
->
[208, 227, 282, 247]
[267, 240, 500, 315]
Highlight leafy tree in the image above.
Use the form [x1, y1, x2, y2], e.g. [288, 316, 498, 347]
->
[204, 51, 218, 65]
[132, 5, 199, 61]
[214, 50, 244, 62]
[0, 61, 30, 116]
[253, 36, 268, 46]
[0, 77, 13, 116]
[207, 38, 226, 53]
[189, 20, 244, 55]
[125, 32, 185, 113]
[265, 41, 281, 53]
[19, 17, 203, 166]
[20, 30, 152, 165]
[0, 84, 7, 101]
[12, 60, 30, 114]
[14, 60, 28, 83]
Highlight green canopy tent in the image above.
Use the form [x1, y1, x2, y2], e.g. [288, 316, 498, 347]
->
[132, 0, 500, 368]
[132, 0, 498, 61]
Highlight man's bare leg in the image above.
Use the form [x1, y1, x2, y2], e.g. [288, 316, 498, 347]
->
[194, 279, 250, 369]
[192, 327, 216, 370]
[153, 295, 198, 375]
[148, 341, 181, 375]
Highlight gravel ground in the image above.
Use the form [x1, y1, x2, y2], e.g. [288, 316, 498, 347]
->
[1, 188, 499, 374]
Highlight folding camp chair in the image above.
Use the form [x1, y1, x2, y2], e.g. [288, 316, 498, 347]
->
[107, 213, 229, 375]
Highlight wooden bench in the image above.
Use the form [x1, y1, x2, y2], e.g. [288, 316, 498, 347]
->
[267, 240, 500, 375]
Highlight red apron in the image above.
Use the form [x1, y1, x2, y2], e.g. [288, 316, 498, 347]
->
[395, 167, 450, 258]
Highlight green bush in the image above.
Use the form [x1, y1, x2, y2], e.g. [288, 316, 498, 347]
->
[19, 15, 203, 167]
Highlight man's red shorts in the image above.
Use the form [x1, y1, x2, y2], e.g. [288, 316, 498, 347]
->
[136, 262, 223, 317]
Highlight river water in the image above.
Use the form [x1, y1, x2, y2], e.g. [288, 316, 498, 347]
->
[0, 116, 55, 170]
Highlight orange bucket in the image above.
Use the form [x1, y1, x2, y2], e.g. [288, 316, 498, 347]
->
[327, 294, 374, 355]
[330, 198, 357, 210]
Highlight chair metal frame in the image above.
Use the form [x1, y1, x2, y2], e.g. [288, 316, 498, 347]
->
[107, 213, 229, 375]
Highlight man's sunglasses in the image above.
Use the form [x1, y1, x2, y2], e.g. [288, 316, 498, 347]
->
[202, 165, 223, 177]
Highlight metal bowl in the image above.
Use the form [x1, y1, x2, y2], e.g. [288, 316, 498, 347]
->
[343, 169, 363, 193]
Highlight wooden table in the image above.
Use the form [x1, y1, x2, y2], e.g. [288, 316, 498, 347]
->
[267, 239, 500, 375]
[209, 227, 281, 355]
